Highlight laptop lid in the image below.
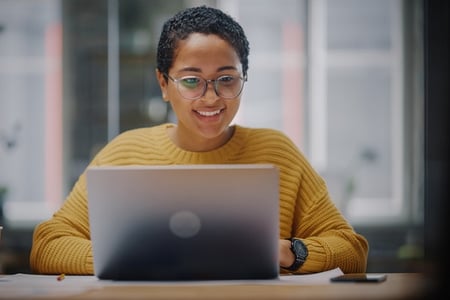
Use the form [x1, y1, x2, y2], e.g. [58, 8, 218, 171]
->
[86, 164, 279, 281]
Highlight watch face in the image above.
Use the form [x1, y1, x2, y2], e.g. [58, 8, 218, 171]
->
[292, 239, 308, 260]
[285, 238, 308, 271]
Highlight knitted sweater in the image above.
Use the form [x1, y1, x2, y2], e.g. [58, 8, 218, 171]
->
[30, 123, 368, 275]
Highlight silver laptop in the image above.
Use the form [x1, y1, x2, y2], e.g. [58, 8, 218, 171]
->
[86, 164, 279, 281]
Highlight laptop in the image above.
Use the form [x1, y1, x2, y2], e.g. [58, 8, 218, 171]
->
[86, 164, 280, 281]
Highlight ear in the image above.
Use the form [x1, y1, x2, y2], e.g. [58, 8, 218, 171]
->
[156, 69, 169, 102]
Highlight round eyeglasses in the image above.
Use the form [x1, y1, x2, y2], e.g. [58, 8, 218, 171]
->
[164, 73, 247, 100]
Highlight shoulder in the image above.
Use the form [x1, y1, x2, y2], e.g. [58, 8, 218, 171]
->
[90, 123, 170, 164]
[234, 125, 311, 168]
[236, 125, 300, 151]
[236, 125, 289, 139]
[235, 125, 324, 188]
[105, 123, 171, 148]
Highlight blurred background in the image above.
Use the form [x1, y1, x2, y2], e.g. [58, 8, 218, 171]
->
[0, 0, 447, 276]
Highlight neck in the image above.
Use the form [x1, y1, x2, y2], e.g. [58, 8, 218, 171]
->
[167, 126, 235, 152]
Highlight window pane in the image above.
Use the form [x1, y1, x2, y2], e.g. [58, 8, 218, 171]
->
[327, 0, 392, 50]
[0, 0, 62, 226]
[326, 67, 393, 215]
[322, 0, 405, 222]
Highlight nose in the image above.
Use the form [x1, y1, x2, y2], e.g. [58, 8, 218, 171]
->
[201, 80, 220, 101]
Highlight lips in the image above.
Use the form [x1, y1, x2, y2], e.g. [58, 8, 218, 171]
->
[195, 109, 223, 116]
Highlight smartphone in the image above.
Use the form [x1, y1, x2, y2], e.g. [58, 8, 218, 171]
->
[330, 273, 387, 283]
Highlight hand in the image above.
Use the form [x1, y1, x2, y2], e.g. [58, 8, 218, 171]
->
[279, 239, 295, 268]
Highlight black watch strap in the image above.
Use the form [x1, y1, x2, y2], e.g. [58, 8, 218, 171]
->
[285, 238, 308, 271]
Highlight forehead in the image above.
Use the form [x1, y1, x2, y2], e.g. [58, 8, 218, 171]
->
[172, 33, 241, 73]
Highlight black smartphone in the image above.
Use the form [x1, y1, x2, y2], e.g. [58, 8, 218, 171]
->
[330, 273, 387, 283]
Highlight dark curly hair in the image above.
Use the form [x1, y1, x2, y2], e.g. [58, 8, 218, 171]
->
[156, 5, 250, 79]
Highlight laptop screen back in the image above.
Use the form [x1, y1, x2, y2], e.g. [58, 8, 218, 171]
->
[87, 164, 279, 281]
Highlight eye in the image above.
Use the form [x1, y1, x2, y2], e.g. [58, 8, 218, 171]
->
[179, 76, 202, 89]
[217, 75, 237, 86]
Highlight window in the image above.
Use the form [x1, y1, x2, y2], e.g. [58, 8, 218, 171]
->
[311, 0, 411, 225]
[1, 0, 423, 233]
[0, 0, 62, 227]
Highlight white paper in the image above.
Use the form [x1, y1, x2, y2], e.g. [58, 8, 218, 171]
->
[278, 267, 344, 284]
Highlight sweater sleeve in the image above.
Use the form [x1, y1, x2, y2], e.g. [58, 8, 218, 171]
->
[29, 172, 94, 275]
[292, 170, 369, 274]
[28, 126, 164, 275]
[253, 128, 369, 274]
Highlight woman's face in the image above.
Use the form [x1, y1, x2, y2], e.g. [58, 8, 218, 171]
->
[157, 33, 243, 150]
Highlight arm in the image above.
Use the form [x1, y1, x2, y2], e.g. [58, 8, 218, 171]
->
[293, 188, 368, 274]
[244, 128, 368, 274]
[280, 183, 369, 274]
[29, 128, 157, 275]
[270, 130, 368, 274]
[29, 173, 94, 275]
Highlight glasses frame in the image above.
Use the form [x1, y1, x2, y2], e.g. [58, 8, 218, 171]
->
[164, 73, 247, 100]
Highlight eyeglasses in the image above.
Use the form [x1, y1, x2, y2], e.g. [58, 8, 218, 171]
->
[164, 73, 247, 100]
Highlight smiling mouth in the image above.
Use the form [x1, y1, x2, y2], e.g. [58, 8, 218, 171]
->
[195, 109, 223, 117]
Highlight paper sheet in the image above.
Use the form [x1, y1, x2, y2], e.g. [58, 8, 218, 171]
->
[0, 267, 343, 299]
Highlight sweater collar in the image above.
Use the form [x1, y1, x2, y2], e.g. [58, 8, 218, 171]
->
[158, 123, 248, 164]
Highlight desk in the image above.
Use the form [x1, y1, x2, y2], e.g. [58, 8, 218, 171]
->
[0, 272, 430, 300]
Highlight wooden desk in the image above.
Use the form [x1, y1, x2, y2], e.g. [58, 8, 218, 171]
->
[0, 273, 431, 300]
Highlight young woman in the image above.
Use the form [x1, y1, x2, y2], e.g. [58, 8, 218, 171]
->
[30, 5, 368, 275]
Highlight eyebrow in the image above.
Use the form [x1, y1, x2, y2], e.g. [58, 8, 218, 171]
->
[177, 66, 239, 73]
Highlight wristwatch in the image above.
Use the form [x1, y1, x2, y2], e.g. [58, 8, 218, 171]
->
[285, 238, 308, 271]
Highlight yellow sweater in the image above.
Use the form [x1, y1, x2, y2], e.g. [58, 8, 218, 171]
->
[30, 123, 368, 275]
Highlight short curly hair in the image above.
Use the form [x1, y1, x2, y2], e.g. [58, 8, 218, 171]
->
[156, 5, 250, 78]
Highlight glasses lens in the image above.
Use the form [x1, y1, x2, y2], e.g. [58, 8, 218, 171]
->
[216, 75, 244, 99]
[177, 76, 205, 99]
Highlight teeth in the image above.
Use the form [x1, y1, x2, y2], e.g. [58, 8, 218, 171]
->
[197, 109, 221, 116]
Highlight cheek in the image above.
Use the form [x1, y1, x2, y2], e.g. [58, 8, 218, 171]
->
[165, 84, 180, 102]
[229, 99, 241, 113]
[225, 100, 241, 121]
[168, 97, 190, 116]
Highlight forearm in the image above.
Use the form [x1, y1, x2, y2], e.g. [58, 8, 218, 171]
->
[289, 187, 369, 274]
[30, 221, 94, 274]
[300, 232, 368, 274]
